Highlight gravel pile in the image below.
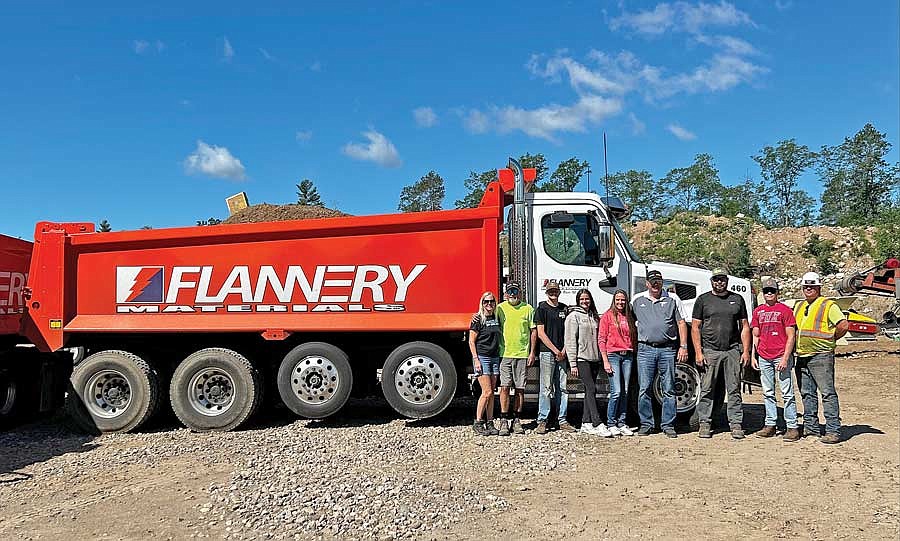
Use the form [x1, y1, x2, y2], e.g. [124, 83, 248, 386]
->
[223, 204, 348, 225]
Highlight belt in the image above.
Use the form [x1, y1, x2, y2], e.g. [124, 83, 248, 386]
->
[638, 340, 677, 348]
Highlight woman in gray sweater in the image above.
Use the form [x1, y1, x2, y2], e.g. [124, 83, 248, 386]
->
[565, 289, 611, 437]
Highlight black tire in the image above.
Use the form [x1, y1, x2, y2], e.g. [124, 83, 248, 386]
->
[277, 342, 352, 419]
[381, 341, 457, 419]
[0, 368, 26, 430]
[170, 348, 260, 432]
[67, 350, 160, 433]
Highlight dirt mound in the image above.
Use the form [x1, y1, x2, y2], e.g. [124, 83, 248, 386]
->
[223, 204, 348, 225]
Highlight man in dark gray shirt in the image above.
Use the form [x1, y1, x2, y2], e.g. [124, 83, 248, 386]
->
[691, 268, 751, 440]
[631, 269, 689, 437]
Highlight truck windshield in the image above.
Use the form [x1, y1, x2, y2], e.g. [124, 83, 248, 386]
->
[611, 218, 642, 263]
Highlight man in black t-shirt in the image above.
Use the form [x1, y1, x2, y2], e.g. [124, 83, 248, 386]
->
[534, 280, 574, 434]
[691, 268, 751, 440]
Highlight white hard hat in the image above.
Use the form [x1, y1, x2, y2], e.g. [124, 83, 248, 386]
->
[800, 271, 822, 287]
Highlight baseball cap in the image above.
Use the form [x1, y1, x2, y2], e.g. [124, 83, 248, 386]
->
[545, 280, 560, 292]
[646, 270, 663, 282]
[506, 281, 521, 294]
[711, 267, 728, 279]
[761, 278, 779, 290]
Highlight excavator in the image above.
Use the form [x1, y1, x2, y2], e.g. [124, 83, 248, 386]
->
[836, 257, 900, 341]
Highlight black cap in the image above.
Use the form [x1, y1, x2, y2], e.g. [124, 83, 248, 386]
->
[506, 281, 521, 293]
[646, 270, 663, 282]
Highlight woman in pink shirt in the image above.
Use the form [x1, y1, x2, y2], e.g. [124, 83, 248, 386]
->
[598, 290, 637, 436]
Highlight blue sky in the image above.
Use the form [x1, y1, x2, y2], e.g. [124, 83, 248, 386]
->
[1, 1, 897, 238]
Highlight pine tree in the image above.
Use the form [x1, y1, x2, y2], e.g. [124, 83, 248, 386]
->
[296, 179, 323, 206]
[98, 219, 112, 232]
[398, 171, 445, 212]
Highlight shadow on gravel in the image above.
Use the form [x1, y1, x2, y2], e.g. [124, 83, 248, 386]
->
[0, 416, 98, 482]
[828, 424, 884, 441]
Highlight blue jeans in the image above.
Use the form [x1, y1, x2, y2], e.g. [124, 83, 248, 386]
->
[795, 352, 841, 435]
[637, 344, 676, 430]
[759, 356, 797, 429]
[606, 351, 633, 427]
[537, 351, 569, 423]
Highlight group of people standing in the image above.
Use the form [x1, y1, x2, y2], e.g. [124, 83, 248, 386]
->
[468, 268, 849, 444]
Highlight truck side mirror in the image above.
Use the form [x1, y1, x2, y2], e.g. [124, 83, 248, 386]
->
[597, 224, 615, 263]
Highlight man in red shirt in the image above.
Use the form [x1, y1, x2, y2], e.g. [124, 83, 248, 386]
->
[750, 278, 799, 442]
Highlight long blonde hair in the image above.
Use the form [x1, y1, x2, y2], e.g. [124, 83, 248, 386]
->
[474, 291, 498, 324]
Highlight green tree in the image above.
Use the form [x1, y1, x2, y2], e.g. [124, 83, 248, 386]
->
[519, 153, 549, 185]
[296, 179, 323, 206]
[98, 219, 112, 232]
[398, 171, 445, 212]
[197, 217, 223, 226]
[606, 169, 667, 221]
[664, 153, 722, 214]
[140, 225, 153, 230]
[753, 139, 818, 226]
[818, 123, 900, 225]
[718, 175, 764, 220]
[538, 157, 591, 192]
[454, 153, 548, 209]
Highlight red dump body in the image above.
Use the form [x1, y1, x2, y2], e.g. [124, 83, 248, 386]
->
[0, 234, 32, 337]
[23, 170, 532, 352]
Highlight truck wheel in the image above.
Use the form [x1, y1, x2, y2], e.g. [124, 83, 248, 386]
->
[381, 341, 457, 419]
[170, 348, 260, 432]
[653, 363, 701, 431]
[67, 350, 160, 433]
[277, 342, 352, 419]
[0, 369, 23, 429]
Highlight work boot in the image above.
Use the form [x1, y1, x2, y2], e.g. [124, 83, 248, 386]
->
[484, 420, 499, 436]
[558, 421, 577, 433]
[731, 425, 746, 440]
[663, 427, 678, 438]
[498, 419, 510, 436]
[783, 428, 800, 442]
[535, 421, 548, 435]
[472, 420, 487, 436]
[802, 424, 821, 438]
[636, 426, 653, 436]
[511, 418, 525, 435]
[698, 423, 712, 439]
[820, 432, 841, 444]
[755, 426, 777, 438]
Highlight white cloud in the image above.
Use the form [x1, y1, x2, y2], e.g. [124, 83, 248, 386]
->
[184, 140, 247, 180]
[413, 107, 438, 127]
[527, 54, 627, 95]
[628, 113, 646, 135]
[462, 109, 489, 133]
[223, 37, 234, 61]
[342, 130, 401, 168]
[259, 48, 273, 61]
[610, 1, 754, 36]
[489, 95, 623, 141]
[295, 130, 312, 142]
[694, 34, 757, 56]
[667, 123, 697, 141]
[133, 40, 149, 54]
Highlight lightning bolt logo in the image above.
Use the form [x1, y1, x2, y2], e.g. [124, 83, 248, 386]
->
[117, 266, 164, 303]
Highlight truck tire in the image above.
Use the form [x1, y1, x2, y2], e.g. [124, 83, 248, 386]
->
[381, 341, 457, 419]
[0, 368, 24, 429]
[67, 350, 160, 433]
[653, 363, 702, 431]
[170, 348, 260, 432]
[277, 342, 352, 419]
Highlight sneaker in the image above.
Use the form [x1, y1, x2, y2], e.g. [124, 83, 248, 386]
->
[595, 424, 613, 437]
[511, 418, 525, 435]
[783, 428, 800, 442]
[636, 426, 653, 437]
[558, 421, 577, 433]
[580, 424, 597, 435]
[731, 426, 746, 440]
[663, 427, 678, 438]
[498, 419, 510, 436]
[698, 423, 712, 439]
[535, 421, 548, 435]
[820, 432, 841, 444]
[472, 420, 487, 436]
[608, 425, 621, 437]
[617, 425, 634, 436]
[755, 426, 777, 438]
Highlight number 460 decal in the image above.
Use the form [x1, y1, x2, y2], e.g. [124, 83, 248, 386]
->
[730, 284, 747, 293]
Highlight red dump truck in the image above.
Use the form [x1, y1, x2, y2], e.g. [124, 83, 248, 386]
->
[1, 160, 753, 433]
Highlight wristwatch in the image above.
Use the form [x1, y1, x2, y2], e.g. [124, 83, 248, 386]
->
[679, 344, 688, 349]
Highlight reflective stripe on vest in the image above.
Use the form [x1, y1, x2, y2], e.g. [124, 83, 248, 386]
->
[794, 297, 835, 340]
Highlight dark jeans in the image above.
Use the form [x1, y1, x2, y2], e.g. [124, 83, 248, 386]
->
[606, 352, 633, 427]
[577, 360, 602, 427]
[697, 346, 743, 427]
[795, 352, 841, 435]
[636, 344, 676, 430]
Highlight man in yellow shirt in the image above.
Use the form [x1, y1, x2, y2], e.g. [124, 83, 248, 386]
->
[793, 272, 849, 444]
[495, 282, 537, 436]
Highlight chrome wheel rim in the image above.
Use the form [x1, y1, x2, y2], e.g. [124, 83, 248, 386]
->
[394, 355, 443, 405]
[654, 363, 701, 413]
[188, 368, 236, 416]
[290, 356, 340, 405]
[84, 370, 132, 419]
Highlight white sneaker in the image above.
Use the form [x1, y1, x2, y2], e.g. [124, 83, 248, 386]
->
[580, 424, 597, 435]
[617, 425, 634, 436]
[595, 423, 613, 437]
[608, 425, 621, 436]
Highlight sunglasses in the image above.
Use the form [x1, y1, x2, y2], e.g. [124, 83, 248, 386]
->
[482, 299, 496, 305]
[762, 288, 777, 294]
[802, 285, 818, 290]
[506, 289, 520, 296]
[546, 289, 560, 295]
[711, 277, 728, 283]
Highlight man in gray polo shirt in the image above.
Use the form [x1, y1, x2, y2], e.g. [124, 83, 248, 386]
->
[632, 269, 689, 437]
